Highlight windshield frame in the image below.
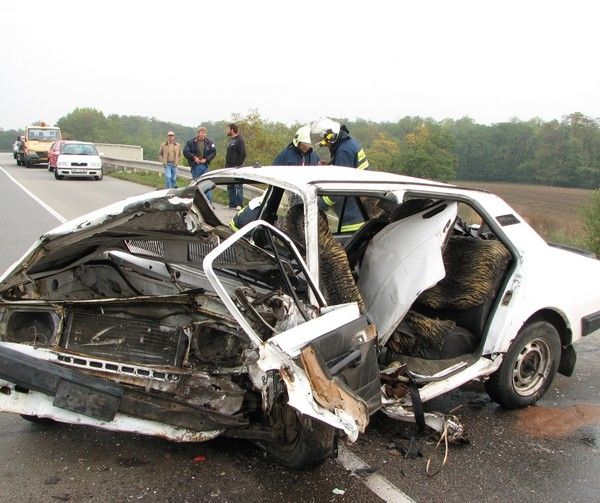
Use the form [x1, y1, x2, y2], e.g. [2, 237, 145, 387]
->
[203, 219, 326, 347]
[27, 128, 61, 141]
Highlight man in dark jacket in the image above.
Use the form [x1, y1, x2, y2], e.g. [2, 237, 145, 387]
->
[225, 123, 246, 209]
[273, 125, 320, 166]
[310, 118, 369, 232]
[183, 127, 217, 180]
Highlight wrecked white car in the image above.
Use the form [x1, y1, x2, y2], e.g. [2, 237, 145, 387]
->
[1, 166, 599, 468]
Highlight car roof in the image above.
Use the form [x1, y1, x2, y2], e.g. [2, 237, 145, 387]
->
[208, 165, 456, 189]
[204, 165, 507, 210]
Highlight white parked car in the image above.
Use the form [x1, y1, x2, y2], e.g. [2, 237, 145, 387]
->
[54, 141, 103, 180]
[0, 165, 598, 468]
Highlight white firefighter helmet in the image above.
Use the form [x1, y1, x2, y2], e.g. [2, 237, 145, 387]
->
[310, 117, 341, 146]
[292, 125, 312, 147]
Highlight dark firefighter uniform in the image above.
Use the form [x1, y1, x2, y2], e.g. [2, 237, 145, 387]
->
[229, 144, 319, 231]
[228, 195, 264, 232]
[322, 125, 369, 233]
[273, 143, 320, 166]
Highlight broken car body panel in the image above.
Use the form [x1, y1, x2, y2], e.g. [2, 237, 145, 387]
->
[0, 185, 380, 462]
[1, 165, 600, 466]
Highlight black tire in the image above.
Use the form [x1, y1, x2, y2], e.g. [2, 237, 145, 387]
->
[20, 414, 56, 425]
[485, 320, 561, 408]
[94, 170, 103, 181]
[54, 170, 64, 180]
[16, 158, 22, 166]
[265, 400, 337, 470]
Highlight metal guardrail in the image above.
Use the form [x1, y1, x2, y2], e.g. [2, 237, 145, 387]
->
[101, 157, 192, 180]
[101, 157, 262, 199]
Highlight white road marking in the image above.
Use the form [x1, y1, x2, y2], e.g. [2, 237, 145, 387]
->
[337, 444, 415, 502]
[0, 166, 67, 223]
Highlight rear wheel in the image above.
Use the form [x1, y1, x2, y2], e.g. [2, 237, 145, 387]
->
[485, 320, 561, 408]
[265, 399, 337, 470]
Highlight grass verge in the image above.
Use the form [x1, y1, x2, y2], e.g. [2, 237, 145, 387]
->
[108, 168, 174, 189]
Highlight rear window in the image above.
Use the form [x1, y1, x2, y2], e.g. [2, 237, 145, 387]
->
[61, 143, 98, 156]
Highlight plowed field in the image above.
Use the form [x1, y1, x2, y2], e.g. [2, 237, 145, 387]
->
[457, 181, 593, 246]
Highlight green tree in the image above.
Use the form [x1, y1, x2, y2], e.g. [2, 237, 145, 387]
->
[367, 132, 401, 172]
[397, 123, 457, 181]
[0, 128, 22, 151]
[57, 108, 108, 141]
[227, 110, 292, 166]
[34, 107, 600, 188]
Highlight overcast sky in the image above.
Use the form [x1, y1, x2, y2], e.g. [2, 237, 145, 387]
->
[1, 0, 598, 131]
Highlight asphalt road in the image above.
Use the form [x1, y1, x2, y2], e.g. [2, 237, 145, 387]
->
[0, 152, 598, 503]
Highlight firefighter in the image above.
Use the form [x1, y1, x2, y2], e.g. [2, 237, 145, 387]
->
[310, 118, 369, 232]
[229, 127, 319, 231]
[272, 125, 320, 166]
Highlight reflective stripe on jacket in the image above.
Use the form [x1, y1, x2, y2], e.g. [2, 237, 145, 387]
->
[326, 135, 369, 231]
[330, 137, 369, 170]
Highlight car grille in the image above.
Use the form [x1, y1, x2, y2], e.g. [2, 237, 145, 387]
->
[56, 353, 181, 382]
[61, 308, 187, 367]
[70, 162, 88, 166]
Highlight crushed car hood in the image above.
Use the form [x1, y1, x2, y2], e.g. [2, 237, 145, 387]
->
[0, 185, 222, 295]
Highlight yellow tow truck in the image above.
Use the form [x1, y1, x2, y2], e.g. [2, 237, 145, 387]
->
[16, 122, 62, 167]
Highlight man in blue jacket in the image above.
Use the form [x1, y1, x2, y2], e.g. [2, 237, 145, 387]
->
[183, 127, 217, 180]
[310, 118, 369, 232]
[273, 126, 320, 166]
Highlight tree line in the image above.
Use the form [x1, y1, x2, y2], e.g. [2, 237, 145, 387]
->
[2, 109, 600, 189]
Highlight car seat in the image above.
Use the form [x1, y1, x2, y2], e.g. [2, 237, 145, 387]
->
[280, 204, 364, 309]
[390, 235, 512, 360]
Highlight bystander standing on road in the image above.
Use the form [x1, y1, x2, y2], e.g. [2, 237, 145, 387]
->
[158, 131, 181, 189]
[183, 127, 217, 180]
[225, 123, 246, 209]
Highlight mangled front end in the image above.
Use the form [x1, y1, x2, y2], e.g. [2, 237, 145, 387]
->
[0, 187, 380, 466]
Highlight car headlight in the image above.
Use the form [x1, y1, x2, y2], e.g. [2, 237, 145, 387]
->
[90, 162, 100, 167]
[58, 161, 68, 167]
